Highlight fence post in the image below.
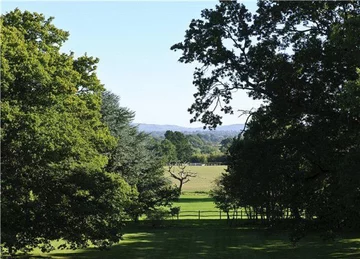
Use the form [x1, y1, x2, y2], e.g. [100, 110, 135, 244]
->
[220, 210, 222, 220]
[240, 210, 242, 219]
[198, 210, 200, 220]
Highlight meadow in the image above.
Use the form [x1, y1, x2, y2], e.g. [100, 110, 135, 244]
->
[20, 166, 360, 258]
[28, 221, 360, 258]
[164, 165, 226, 192]
[166, 165, 223, 219]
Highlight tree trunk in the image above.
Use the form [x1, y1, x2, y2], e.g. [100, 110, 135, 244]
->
[179, 180, 183, 194]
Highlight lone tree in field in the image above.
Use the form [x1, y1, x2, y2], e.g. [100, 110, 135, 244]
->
[168, 164, 197, 193]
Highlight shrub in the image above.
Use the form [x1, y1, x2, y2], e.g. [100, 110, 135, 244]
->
[146, 208, 170, 227]
[170, 207, 181, 219]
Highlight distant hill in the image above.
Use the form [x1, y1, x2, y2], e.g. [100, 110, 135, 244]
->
[133, 123, 245, 133]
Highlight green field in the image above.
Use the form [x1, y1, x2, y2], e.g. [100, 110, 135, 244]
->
[172, 193, 248, 220]
[174, 193, 216, 211]
[28, 221, 360, 258]
[165, 165, 226, 192]
[166, 166, 226, 219]
[173, 193, 219, 219]
[18, 166, 360, 258]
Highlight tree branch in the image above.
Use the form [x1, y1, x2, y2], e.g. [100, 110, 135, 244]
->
[238, 108, 255, 136]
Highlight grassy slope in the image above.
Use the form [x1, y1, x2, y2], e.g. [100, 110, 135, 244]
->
[22, 166, 360, 258]
[165, 165, 226, 192]
[30, 221, 360, 258]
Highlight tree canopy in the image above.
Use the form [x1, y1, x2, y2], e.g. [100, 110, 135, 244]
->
[101, 91, 179, 221]
[164, 130, 194, 162]
[1, 9, 132, 253]
[172, 1, 360, 237]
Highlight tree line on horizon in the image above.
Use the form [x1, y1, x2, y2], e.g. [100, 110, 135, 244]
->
[151, 130, 232, 165]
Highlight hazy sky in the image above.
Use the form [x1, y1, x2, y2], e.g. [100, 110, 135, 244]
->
[2, 1, 261, 127]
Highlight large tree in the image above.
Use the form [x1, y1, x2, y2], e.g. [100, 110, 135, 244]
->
[167, 164, 197, 194]
[159, 139, 178, 164]
[1, 9, 131, 254]
[172, 1, 360, 129]
[101, 91, 179, 221]
[172, 1, 360, 236]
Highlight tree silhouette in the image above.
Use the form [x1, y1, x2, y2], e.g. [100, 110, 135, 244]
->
[168, 164, 197, 194]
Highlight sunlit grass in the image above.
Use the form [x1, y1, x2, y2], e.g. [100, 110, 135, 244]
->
[174, 193, 216, 211]
[15, 168, 360, 258]
[164, 165, 226, 192]
[26, 221, 360, 259]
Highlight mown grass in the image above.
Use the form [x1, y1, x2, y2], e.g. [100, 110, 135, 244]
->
[172, 192, 219, 219]
[173, 192, 216, 211]
[165, 165, 226, 192]
[13, 169, 360, 258]
[172, 192, 248, 220]
[25, 221, 360, 258]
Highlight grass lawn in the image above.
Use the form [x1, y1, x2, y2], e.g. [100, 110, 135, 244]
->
[27, 220, 360, 259]
[172, 192, 224, 219]
[165, 165, 226, 192]
[13, 172, 360, 259]
[173, 192, 247, 220]
[21, 194, 360, 258]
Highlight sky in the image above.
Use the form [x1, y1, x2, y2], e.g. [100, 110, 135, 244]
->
[2, 0, 261, 127]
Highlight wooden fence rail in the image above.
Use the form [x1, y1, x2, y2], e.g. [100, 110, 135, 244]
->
[173, 210, 246, 220]
[171, 210, 308, 220]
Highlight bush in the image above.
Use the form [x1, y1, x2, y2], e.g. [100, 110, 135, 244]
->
[208, 152, 227, 163]
[146, 208, 170, 227]
[189, 153, 208, 163]
[170, 207, 181, 219]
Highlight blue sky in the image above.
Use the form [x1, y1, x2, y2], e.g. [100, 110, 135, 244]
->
[2, 1, 260, 127]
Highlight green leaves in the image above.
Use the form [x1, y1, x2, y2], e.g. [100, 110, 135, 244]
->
[172, 2, 360, 129]
[164, 130, 194, 162]
[1, 9, 130, 253]
[174, 1, 360, 238]
[100, 91, 179, 221]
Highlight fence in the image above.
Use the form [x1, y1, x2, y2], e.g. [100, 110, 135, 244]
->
[168, 162, 227, 167]
[171, 210, 247, 220]
[170, 210, 308, 220]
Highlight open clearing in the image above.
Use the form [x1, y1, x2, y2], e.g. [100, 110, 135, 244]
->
[22, 168, 360, 259]
[165, 165, 226, 192]
[173, 192, 219, 219]
[174, 192, 216, 212]
[25, 194, 360, 259]
[28, 220, 360, 259]
[172, 193, 249, 219]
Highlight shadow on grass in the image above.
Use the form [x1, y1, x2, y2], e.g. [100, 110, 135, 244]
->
[18, 220, 359, 259]
[177, 197, 214, 203]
